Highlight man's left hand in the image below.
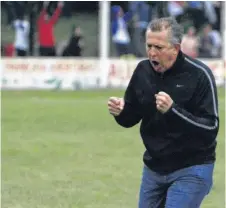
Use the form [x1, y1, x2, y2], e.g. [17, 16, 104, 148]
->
[155, 91, 174, 114]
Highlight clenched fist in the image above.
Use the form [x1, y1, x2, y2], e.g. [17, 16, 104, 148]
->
[108, 97, 125, 116]
[155, 91, 174, 114]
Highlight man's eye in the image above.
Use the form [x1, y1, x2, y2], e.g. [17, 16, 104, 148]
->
[155, 46, 162, 50]
[147, 45, 163, 50]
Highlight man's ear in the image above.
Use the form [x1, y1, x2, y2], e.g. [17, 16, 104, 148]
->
[175, 44, 181, 53]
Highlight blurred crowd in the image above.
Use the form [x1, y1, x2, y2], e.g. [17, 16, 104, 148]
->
[1, 1, 223, 59]
[1, 1, 90, 57]
[111, 1, 223, 59]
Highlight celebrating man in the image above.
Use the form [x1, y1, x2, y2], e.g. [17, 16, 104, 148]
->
[108, 17, 219, 208]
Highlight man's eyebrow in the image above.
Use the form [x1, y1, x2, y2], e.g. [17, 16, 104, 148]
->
[147, 44, 164, 47]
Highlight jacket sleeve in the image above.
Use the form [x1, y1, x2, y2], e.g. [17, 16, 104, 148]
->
[164, 69, 219, 135]
[50, 7, 62, 25]
[114, 67, 142, 128]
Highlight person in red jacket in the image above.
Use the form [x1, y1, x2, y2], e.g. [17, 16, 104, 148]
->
[37, 1, 64, 56]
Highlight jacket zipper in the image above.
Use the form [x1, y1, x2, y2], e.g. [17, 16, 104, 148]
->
[159, 73, 164, 92]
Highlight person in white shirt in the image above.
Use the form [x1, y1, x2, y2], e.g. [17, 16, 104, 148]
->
[13, 15, 30, 56]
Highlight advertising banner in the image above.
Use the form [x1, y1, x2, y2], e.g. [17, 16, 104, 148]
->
[1, 58, 102, 90]
[1, 58, 225, 90]
[106, 59, 225, 88]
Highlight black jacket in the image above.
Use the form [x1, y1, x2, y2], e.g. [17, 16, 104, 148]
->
[114, 51, 219, 174]
[62, 35, 82, 56]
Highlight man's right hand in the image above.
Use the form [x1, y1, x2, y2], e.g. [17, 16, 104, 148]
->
[108, 97, 125, 116]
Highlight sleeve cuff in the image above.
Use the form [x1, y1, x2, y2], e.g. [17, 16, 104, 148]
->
[164, 102, 177, 117]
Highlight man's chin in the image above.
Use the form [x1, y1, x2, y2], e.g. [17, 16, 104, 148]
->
[153, 65, 166, 73]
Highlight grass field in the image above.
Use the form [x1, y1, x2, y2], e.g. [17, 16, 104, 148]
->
[2, 88, 225, 208]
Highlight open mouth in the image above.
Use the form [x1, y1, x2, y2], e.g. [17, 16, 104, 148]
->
[152, 61, 160, 66]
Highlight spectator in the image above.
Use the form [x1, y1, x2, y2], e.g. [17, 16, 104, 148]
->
[13, 15, 30, 56]
[203, 2, 217, 27]
[111, 5, 131, 57]
[199, 24, 222, 58]
[167, 1, 185, 23]
[212, 1, 221, 31]
[37, 1, 64, 56]
[128, 1, 151, 57]
[2, 43, 15, 57]
[129, 2, 150, 37]
[62, 25, 84, 57]
[184, 1, 206, 31]
[181, 26, 199, 58]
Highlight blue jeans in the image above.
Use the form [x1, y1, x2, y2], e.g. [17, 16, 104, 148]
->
[138, 164, 214, 208]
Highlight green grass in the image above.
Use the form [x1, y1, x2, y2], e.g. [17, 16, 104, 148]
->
[2, 88, 225, 208]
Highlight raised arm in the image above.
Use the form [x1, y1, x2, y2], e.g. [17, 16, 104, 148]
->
[49, 2, 64, 25]
[38, 1, 49, 24]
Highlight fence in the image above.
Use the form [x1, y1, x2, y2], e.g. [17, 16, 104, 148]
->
[1, 58, 225, 90]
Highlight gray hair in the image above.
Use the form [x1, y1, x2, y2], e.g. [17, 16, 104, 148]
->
[147, 17, 184, 45]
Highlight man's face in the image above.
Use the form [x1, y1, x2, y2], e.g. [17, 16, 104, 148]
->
[146, 29, 179, 73]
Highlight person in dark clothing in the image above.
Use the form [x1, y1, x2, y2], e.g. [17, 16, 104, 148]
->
[107, 17, 219, 208]
[62, 25, 84, 56]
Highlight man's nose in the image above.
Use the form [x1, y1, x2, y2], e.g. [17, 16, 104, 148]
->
[149, 47, 157, 57]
